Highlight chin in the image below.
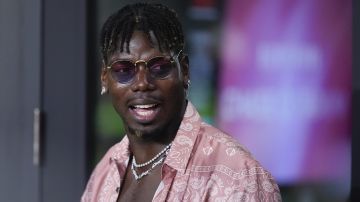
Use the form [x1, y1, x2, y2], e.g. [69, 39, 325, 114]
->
[127, 123, 164, 139]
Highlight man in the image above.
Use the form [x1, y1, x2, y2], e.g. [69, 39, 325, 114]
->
[82, 3, 281, 202]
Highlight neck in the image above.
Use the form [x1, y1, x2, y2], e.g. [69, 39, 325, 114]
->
[126, 124, 178, 164]
[128, 136, 170, 165]
[126, 99, 188, 164]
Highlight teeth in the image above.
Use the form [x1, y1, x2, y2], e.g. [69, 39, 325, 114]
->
[133, 104, 156, 109]
[137, 110, 153, 116]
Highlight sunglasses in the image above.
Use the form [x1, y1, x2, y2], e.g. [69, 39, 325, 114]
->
[107, 50, 182, 84]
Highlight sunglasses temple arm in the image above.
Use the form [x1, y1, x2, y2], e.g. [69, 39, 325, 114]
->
[175, 50, 184, 79]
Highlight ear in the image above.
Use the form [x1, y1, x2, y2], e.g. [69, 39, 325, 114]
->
[180, 54, 190, 89]
[101, 60, 108, 89]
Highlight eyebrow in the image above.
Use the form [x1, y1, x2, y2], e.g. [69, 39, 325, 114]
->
[109, 52, 172, 64]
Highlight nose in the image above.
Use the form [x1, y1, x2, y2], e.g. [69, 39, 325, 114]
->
[130, 65, 155, 92]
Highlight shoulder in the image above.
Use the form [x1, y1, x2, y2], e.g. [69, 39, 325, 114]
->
[194, 122, 256, 168]
[187, 122, 281, 201]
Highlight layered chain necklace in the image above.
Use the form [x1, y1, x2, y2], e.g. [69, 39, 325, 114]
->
[131, 143, 172, 180]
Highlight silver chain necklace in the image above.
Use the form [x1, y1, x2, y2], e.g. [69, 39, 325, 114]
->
[131, 143, 172, 180]
[132, 143, 172, 168]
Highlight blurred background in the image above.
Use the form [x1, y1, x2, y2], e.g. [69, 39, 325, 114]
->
[0, 0, 357, 201]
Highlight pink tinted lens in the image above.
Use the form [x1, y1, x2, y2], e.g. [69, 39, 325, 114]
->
[111, 60, 136, 83]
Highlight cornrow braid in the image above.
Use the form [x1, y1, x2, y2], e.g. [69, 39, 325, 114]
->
[100, 3, 185, 64]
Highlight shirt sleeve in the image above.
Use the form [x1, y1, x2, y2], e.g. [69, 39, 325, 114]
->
[223, 168, 282, 202]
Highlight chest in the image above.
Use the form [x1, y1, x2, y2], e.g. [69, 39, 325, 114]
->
[117, 164, 162, 202]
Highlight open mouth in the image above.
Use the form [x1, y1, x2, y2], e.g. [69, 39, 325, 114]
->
[129, 103, 160, 122]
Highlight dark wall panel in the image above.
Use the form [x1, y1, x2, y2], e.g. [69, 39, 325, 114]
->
[41, 0, 88, 201]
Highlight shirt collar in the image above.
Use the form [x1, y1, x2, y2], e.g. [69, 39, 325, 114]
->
[110, 136, 130, 164]
[164, 102, 202, 174]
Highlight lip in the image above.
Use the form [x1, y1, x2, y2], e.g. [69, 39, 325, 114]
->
[127, 98, 162, 123]
[127, 98, 161, 107]
[129, 105, 161, 123]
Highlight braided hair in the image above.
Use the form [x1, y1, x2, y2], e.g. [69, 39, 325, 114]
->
[100, 3, 185, 63]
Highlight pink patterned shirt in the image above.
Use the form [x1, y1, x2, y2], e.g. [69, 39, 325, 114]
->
[82, 102, 281, 202]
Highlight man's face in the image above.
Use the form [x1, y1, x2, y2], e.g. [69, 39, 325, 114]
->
[102, 31, 188, 139]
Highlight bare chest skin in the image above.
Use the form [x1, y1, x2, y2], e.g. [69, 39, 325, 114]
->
[117, 159, 162, 202]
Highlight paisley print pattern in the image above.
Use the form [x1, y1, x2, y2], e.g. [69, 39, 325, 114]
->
[81, 102, 281, 202]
